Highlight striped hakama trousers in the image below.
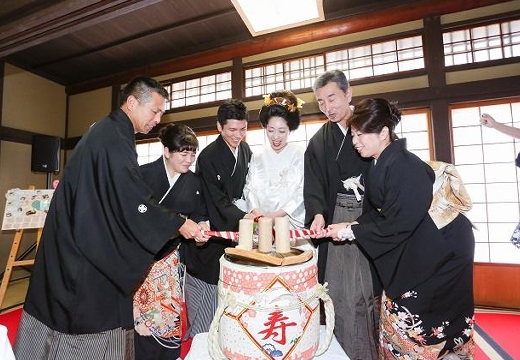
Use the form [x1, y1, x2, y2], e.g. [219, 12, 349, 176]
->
[14, 311, 134, 360]
[323, 193, 379, 360]
[183, 273, 218, 338]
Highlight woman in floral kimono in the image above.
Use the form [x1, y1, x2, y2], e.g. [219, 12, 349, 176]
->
[134, 123, 209, 360]
[325, 98, 475, 359]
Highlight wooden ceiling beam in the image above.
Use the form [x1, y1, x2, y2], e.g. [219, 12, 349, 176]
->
[67, 0, 512, 94]
[0, 0, 165, 58]
[151, 0, 511, 74]
[34, 8, 237, 69]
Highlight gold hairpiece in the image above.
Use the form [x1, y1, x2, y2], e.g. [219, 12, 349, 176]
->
[263, 94, 305, 113]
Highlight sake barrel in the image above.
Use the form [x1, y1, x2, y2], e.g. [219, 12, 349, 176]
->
[208, 253, 334, 360]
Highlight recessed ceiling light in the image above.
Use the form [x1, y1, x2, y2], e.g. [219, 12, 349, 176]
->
[231, 0, 324, 36]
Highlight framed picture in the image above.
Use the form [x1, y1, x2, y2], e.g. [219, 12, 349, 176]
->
[2, 188, 54, 230]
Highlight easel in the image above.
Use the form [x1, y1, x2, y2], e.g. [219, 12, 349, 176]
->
[0, 186, 42, 310]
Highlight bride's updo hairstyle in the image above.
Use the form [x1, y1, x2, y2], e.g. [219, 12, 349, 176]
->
[259, 90, 304, 131]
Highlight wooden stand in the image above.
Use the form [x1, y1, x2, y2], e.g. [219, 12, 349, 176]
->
[0, 228, 42, 310]
[225, 247, 313, 266]
[0, 186, 42, 310]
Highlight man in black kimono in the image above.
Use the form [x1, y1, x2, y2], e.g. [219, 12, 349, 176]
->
[14, 76, 204, 360]
[304, 70, 378, 360]
[184, 99, 254, 336]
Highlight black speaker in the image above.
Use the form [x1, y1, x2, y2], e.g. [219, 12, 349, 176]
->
[31, 135, 61, 173]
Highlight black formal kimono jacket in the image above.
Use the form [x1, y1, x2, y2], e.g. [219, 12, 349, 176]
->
[140, 157, 208, 259]
[303, 121, 371, 278]
[24, 109, 186, 334]
[192, 135, 252, 284]
[352, 139, 454, 299]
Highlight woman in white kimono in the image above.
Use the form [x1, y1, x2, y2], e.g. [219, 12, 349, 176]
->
[243, 90, 306, 230]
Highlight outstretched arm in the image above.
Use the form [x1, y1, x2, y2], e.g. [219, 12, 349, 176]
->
[480, 113, 520, 139]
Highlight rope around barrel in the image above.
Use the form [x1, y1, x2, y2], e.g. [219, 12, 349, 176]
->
[207, 282, 335, 359]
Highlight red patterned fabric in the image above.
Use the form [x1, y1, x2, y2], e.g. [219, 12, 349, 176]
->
[133, 248, 183, 344]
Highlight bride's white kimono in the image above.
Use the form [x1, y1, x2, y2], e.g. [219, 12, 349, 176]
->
[243, 142, 305, 230]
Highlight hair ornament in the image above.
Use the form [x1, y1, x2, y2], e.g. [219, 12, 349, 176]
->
[263, 93, 305, 113]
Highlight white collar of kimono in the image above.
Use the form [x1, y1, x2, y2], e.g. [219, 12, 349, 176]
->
[160, 158, 180, 203]
[336, 122, 348, 136]
[162, 159, 181, 186]
[230, 145, 239, 176]
[335, 122, 348, 161]
[231, 144, 239, 159]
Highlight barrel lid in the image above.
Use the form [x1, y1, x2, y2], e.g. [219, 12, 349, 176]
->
[224, 247, 313, 267]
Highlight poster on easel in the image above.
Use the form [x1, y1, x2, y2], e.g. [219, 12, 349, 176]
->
[2, 188, 54, 230]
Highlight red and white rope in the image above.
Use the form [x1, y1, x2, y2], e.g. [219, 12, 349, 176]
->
[202, 229, 317, 242]
[202, 230, 239, 241]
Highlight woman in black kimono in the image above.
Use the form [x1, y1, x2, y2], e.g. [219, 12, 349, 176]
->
[133, 123, 209, 360]
[325, 98, 475, 359]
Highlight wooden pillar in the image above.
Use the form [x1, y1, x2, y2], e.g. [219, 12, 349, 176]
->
[231, 57, 244, 99]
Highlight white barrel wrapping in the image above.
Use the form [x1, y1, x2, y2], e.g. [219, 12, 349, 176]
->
[214, 255, 321, 359]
